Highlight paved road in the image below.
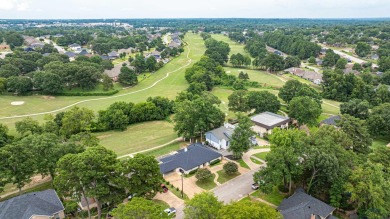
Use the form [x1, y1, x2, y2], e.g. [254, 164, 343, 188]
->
[42, 38, 66, 54]
[320, 44, 378, 68]
[213, 167, 260, 204]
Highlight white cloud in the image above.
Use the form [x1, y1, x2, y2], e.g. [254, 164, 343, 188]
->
[17, 2, 30, 11]
[0, 0, 17, 10]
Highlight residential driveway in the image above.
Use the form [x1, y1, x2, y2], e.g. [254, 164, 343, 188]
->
[212, 167, 261, 204]
[154, 191, 185, 219]
[242, 148, 271, 170]
[164, 173, 204, 199]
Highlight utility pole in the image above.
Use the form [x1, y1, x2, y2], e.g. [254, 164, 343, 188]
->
[179, 169, 184, 198]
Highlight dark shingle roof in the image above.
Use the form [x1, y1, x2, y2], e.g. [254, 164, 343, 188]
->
[0, 189, 64, 219]
[159, 143, 222, 174]
[320, 115, 341, 126]
[277, 188, 335, 219]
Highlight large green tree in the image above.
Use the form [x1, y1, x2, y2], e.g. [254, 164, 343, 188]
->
[247, 91, 280, 114]
[367, 103, 390, 136]
[355, 42, 371, 57]
[340, 99, 370, 119]
[218, 200, 282, 219]
[119, 66, 138, 86]
[111, 197, 171, 219]
[337, 115, 372, 155]
[229, 113, 255, 159]
[60, 107, 95, 137]
[288, 96, 322, 126]
[228, 90, 249, 112]
[184, 192, 223, 219]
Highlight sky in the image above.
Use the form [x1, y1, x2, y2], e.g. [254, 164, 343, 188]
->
[0, 0, 389, 19]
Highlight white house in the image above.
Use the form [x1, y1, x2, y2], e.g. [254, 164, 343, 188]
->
[251, 112, 290, 137]
[205, 123, 235, 150]
[68, 43, 81, 51]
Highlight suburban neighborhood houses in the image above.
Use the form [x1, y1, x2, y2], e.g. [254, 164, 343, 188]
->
[251, 112, 290, 138]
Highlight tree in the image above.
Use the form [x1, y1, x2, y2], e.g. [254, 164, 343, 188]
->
[335, 58, 347, 70]
[54, 146, 119, 219]
[33, 71, 63, 94]
[112, 197, 171, 219]
[352, 63, 362, 71]
[340, 99, 370, 119]
[98, 108, 128, 131]
[184, 192, 223, 219]
[355, 42, 371, 57]
[75, 66, 101, 90]
[279, 80, 321, 104]
[238, 71, 249, 80]
[0, 77, 6, 93]
[308, 56, 316, 64]
[228, 90, 249, 112]
[174, 94, 225, 141]
[6, 76, 33, 95]
[247, 91, 280, 113]
[218, 200, 282, 219]
[254, 128, 306, 194]
[284, 56, 301, 69]
[60, 107, 95, 137]
[337, 115, 372, 155]
[0, 124, 11, 148]
[289, 96, 322, 126]
[195, 168, 213, 181]
[378, 57, 390, 72]
[382, 71, 390, 85]
[367, 103, 390, 136]
[132, 54, 146, 73]
[119, 154, 162, 199]
[223, 161, 238, 175]
[346, 162, 390, 218]
[0, 143, 36, 193]
[145, 56, 157, 72]
[263, 53, 285, 71]
[229, 113, 255, 159]
[102, 74, 113, 91]
[118, 66, 138, 86]
[15, 117, 43, 136]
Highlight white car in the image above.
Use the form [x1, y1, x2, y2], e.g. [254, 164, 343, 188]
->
[164, 207, 176, 215]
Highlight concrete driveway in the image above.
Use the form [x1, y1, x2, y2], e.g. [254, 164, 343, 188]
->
[164, 173, 204, 199]
[242, 148, 270, 170]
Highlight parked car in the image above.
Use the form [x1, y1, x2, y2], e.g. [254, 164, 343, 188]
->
[164, 207, 176, 215]
[128, 193, 137, 200]
[161, 184, 168, 193]
[252, 183, 259, 190]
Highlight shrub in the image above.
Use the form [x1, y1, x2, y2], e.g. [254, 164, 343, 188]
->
[166, 181, 170, 185]
[176, 187, 179, 191]
[57, 89, 119, 96]
[210, 159, 221, 165]
[195, 168, 213, 181]
[223, 162, 238, 175]
[188, 169, 198, 175]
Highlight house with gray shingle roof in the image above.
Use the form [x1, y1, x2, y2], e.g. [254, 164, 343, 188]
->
[251, 112, 290, 138]
[205, 124, 235, 150]
[278, 188, 336, 219]
[0, 189, 65, 219]
[320, 115, 341, 127]
[159, 143, 222, 176]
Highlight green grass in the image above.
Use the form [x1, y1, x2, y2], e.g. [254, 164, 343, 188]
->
[165, 183, 189, 200]
[216, 170, 240, 184]
[195, 174, 217, 190]
[142, 141, 188, 158]
[152, 200, 170, 209]
[224, 67, 285, 88]
[238, 159, 250, 169]
[97, 121, 178, 157]
[211, 34, 249, 57]
[372, 135, 390, 149]
[253, 152, 269, 161]
[59, 83, 123, 95]
[250, 157, 263, 164]
[253, 186, 286, 206]
[253, 145, 270, 149]
[0, 33, 205, 134]
[0, 181, 53, 202]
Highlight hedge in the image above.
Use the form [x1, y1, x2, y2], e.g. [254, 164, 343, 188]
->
[210, 159, 221, 165]
[56, 89, 119, 96]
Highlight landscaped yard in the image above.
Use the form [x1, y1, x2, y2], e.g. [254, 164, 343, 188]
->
[0, 181, 53, 202]
[372, 135, 390, 149]
[195, 174, 217, 190]
[253, 152, 269, 161]
[216, 170, 240, 184]
[238, 159, 250, 169]
[250, 157, 263, 164]
[252, 186, 286, 206]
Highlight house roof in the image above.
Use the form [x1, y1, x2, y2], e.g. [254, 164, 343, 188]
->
[79, 49, 90, 56]
[159, 143, 222, 174]
[251, 112, 290, 130]
[69, 43, 81, 47]
[206, 126, 234, 142]
[65, 51, 76, 57]
[320, 115, 341, 126]
[108, 51, 118, 57]
[0, 189, 64, 219]
[277, 188, 336, 219]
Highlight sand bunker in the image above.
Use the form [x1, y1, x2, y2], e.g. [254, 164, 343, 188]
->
[11, 101, 25, 106]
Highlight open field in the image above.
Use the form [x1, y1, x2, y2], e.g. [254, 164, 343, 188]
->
[97, 120, 178, 157]
[225, 67, 285, 88]
[0, 33, 205, 134]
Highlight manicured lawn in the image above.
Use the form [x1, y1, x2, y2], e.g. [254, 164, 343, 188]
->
[142, 141, 188, 158]
[216, 170, 240, 184]
[97, 120, 178, 157]
[253, 152, 269, 161]
[253, 186, 286, 206]
[195, 174, 217, 190]
[0, 181, 53, 202]
[250, 157, 263, 164]
[0, 33, 206, 133]
[152, 200, 170, 209]
[238, 159, 250, 169]
[224, 67, 285, 88]
[211, 34, 249, 56]
[253, 145, 270, 149]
